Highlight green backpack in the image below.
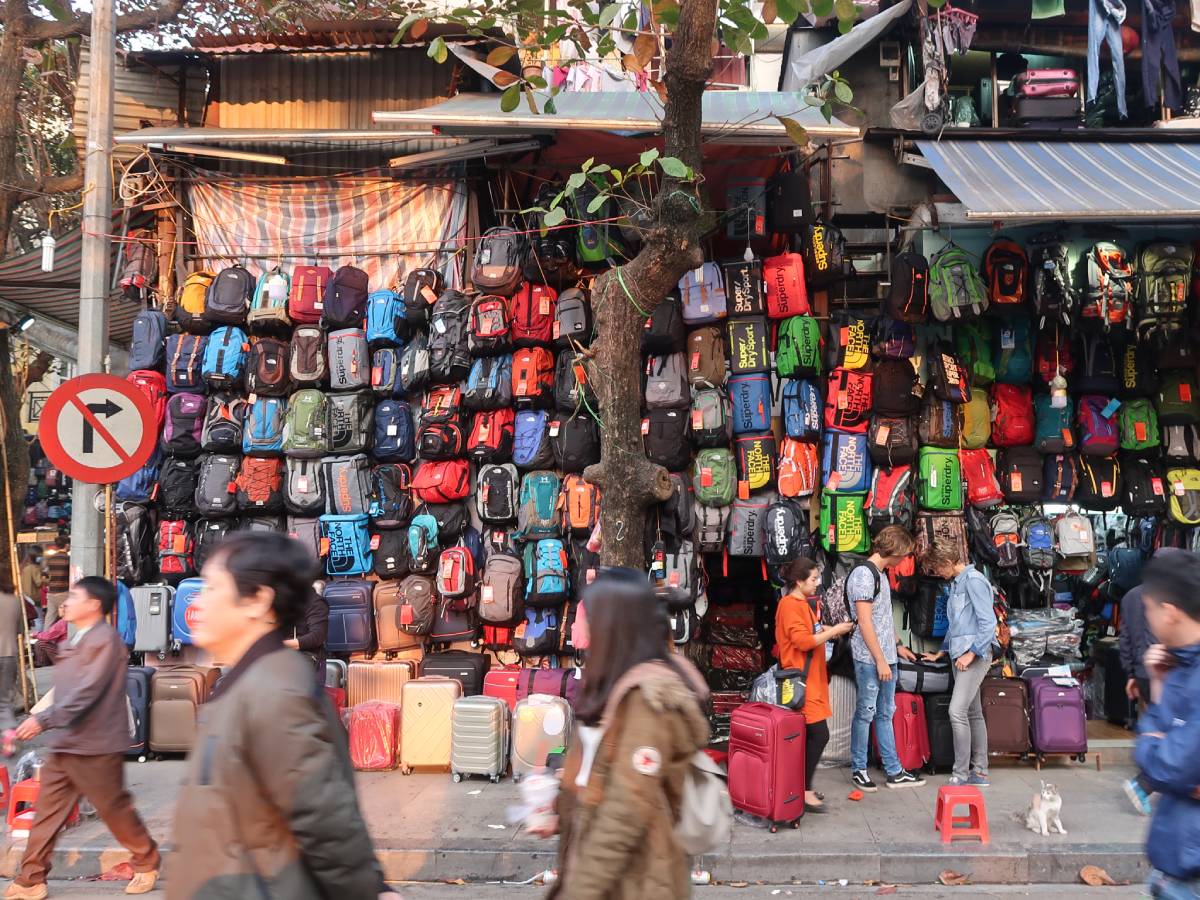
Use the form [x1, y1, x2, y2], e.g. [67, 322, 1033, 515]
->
[1119, 399, 1160, 454]
[928, 244, 987, 323]
[1137, 241, 1194, 340]
[692, 448, 736, 506]
[775, 315, 822, 379]
[574, 175, 629, 267]
[1156, 371, 1200, 426]
[819, 492, 869, 553]
[955, 321, 995, 386]
[917, 446, 963, 511]
[282, 389, 329, 457]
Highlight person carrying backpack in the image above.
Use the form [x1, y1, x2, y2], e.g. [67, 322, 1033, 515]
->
[847, 526, 925, 792]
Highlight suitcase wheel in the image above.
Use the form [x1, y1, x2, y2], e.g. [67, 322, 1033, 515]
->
[401, 766, 412, 776]
[453, 773, 463, 783]
[491, 775, 501, 784]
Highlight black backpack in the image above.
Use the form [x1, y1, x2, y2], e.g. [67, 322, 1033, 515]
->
[1000, 447, 1044, 503]
[415, 500, 469, 542]
[1122, 454, 1167, 516]
[764, 496, 808, 567]
[1075, 455, 1121, 512]
[868, 414, 919, 467]
[884, 251, 929, 324]
[476, 463, 519, 524]
[803, 218, 846, 286]
[205, 265, 254, 325]
[371, 463, 413, 529]
[428, 291, 472, 383]
[1076, 334, 1121, 394]
[643, 409, 691, 471]
[193, 518, 235, 571]
[403, 268, 444, 326]
[1028, 233, 1077, 325]
[524, 182, 579, 289]
[555, 350, 597, 413]
[159, 457, 199, 515]
[641, 296, 687, 354]
[373, 529, 410, 579]
[321, 265, 370, 328]
[553, 415, 601, 473]
[872, 358, 920, 416]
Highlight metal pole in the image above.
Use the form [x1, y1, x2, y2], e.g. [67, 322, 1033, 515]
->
[71, 0, 115, 579]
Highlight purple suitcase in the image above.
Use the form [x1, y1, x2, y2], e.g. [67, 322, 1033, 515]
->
[516, 667, 581, 708]
[1028, 677, 1087, 756]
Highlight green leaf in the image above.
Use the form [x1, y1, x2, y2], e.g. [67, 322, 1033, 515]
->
[821, 101, 833, 123]
[926, 0, 947, 7]
[804, 90, 825, 107]
[393, 12, 423, 43]
[486, 46, 517, 67]
[500, 84, 521, 112]
[582, 157, 595, 172]
[834, 0, 858, 21]
[566, 171, 588, 191]
[552, 190, 566, 209]
[640, 148, 660, 167]
[838, 15, 855, 32]
[543, 206, 567, 227]
[590, 164, 612, 174]
[659, 156, 689, 178]
[544, 97, 558, 115]
[526, 74, 548, 89]
[598, 3, 620, 26]
[586, 193, 609, 214]
[775, 115, 809, 147]
[775, 0, 800, 22]
[834, 80, 854, 104]
[812, 0, 834, 16]
[611, 167, 624, 184]
[427, 36, 448, 64]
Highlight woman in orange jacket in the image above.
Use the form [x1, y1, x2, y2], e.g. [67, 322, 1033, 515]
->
[775, 557, 854, 813]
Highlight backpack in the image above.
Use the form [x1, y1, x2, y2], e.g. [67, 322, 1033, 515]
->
[373, 399, 415, 462]
[468, 408, 515, 463]
[281, 389, 329, 459]
[157, 519, 194, 580]
[763, 252, 810, 318]
[324, 328, 368, 391]
[872, 358, 919, 417]
[727, 491, 774, 558]
[728, 373, 772, 434]
[417, 419, 466, 461]
[370, 347, 402, 397]
[194, 453, 240, 517]
[509, 282, 558, 347]
[1156, 371, 1200, 425]
[819, 491, 869, 553]
[553, 414, 600, 473]
[824, 311, 873, 371]
[513, 410, 555, 470]
[867, 414, 918, 467]
[955, 320, 995, 386]
[726, 317, 770, 374]
[285, 457, 326, 515]
[1035, 323, 1075, 385]
[365, 289, 404, 347]
[201, 326, 247, 389]
[918, 396, 962, 448]
[176, 270, 214, 334]
[201, 394, 247, 454]
[1164, 424, 1200, 462]
[162, 392, 206, 457]
[322, 454, 374, 515]
[679, 262, 728, 324]
[987, 509, 1023, 577]
[824, 368, 873, 433]
[194, 519, 235, 571]
[1077, 395, 1120, 456]
[115, 451, 160, 503]
[1137, 240, 1194, 341]
[693, 448, 736, 507]
[735, 432, 776, 492]
[992, 317, 1033, 385]
[1027, 234, 1076, 325]
[1119, 398, 1160, 455]
[129, 309, 168, 371]
[479, 552, 524, 624]
[1075, 455, 1121, 511]
[960, 448, 1003, 509]
[372, 530, 409, 580]
[476, 463, 520, 524]
[989, 384, 1034, 448]
[242, 396, 286, 456]
[930, 344, 971, 404]
[165, 334, 207, 393]
[928, 243, 987, 322]
[1123, 456, 1168, 516]
[643, 408, 690, 471]
[802, 218, 845, 287]
[435, 545, 477, 606]
[873, 317, 916, 361]
[884, 251, 929, 323]
[468, 295, 512, 356]
[999, 447, 1044, 503]
[247, 266, 293, 332]
[774, 315, 822, 379]
[1034, 394, 1074, 454]
[778, 438, 819, 498]
[961, 388, 991, 449]
[1076, 334, 1121, 394]
[555, 288, 594, 349]
[235, 456, 285, 512]
[514, 607, 562, 656]
[320, 265, 369, 329]
[428, 292, 472, 382]
[1055, 511, 1097, 573]
[1167, 468, 1200, 525]
[524, 538, 569, 607]
[512, 347, 556, 407]
[289, 326, 326, 386]
[516, 471, 562, 540]
[1041, 452, 1078, 503]
[983, 238, 1027, 307]
[159, 456, 200, 514]
[642, 296, 687, 355]
[473, 226, 527, 295]
[913, 512, 969, 577]
[118, 229, 157, 302]
[327, 391, 373, 454]
[723, 259, 766, 317]
[204, 265, 254, 325]
[411, 459, 471, 504]
[821, 431, 870, 494]
[690, 388, 732, 448]
[424, 384, 462, 425]
[246, 337, 292, 397]
[554, 351, 595, 413]
[403, 268, 444, 327]
[288, 265, 333, 325]
[917, 446, 962, 511]
[865, 465, 915, 533]
[320, 513, 372, 576]
[370, 463, 412, 528]
[562, 474, 601, 535]
[763, 497, 808, 566]
[1082, 241, 1134, 334]
[781, 378, 821, 441]
[466, 355, 514, 410]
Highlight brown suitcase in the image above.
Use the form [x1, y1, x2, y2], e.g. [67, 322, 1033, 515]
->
[347, 659, 419, 707]
[399, 676, 461, 774]
[374, 580, 425, 652]
[981, 676, 1032, 754]
[149, 666, 219, 753]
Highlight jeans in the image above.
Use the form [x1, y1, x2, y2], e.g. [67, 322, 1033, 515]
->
[1149, 870, 1200, 899]
[1143, 0, 1182, 112]
[1087, 0, 1127, 118]
[948, 650, 990, 780]
[852, 659, 900, 775]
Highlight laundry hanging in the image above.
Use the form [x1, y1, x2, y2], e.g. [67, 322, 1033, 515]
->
[1087, 0, 1128, 118]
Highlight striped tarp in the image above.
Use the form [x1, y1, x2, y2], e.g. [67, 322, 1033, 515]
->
[189, 177, 469, 287]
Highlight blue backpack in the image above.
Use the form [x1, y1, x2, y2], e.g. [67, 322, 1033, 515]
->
[366, 290, 404, 347]
[172, 577, 203, 646]
[524, 538, 569, 607]
[728, 373, 772, 434]
[372, 400, 415, 461]
[319, 513, 372, 575]
[202, 326, 248, 388]
[782, 378, 821, 440]
[465, 355, 513, 410]
[371, 348, 402, 397]
[515, 607, 561, 656]
[992, 317, 1033, 385]
[821, 431, 870, 493]
[242, 397, 286, 455]
[407, 513, 440, 574]
[1034, 394, 1074, 453]
[115, 450, 161, 503]
[115, 581, 136, 647]
[513, 410, 552, 468]
[165, 334, 207, 393]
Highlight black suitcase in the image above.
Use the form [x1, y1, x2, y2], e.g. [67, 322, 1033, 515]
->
[926, 692, 955, 772]
[126, 666, 154, 761]
[421, 650, 491, 696]
[1010, 96, 1080, 122]
[1096, 637, 1131, 725]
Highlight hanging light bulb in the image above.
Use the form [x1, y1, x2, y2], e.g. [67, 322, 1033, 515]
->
[40, 233, 55, 273]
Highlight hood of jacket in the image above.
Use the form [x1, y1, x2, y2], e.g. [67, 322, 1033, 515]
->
[601, 657, 710, 752]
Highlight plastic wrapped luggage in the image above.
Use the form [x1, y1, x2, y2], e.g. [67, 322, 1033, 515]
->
[451, 695, 510, 782]
[126, 666, 154, 760]
[347, 659, 418, 707]
[421, 650, 490, 696]
[399, 676, 461, 774]
[511, 693, 573, 781]
[149, 666, 219, 753]
[728, 702, 806, 831]
[1028, 676, 1088, 759]
[483, 667, 521, 710]
[348, 701, 401, 771]
[132, 585, 173, 656]
[981, 676, 1032, 755]
[820, 673, 856, 768]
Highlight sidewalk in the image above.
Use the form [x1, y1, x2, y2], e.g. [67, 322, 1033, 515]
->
[0, 753, 1150, 887]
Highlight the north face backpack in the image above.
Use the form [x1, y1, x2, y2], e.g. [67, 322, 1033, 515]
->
[553, 414, 600, 473]
[468, 295, 512, 356]
[478, 551, 524, 625]
[802, 218, 846, 287]
[575, 176, 629, 268]
[524, 181, 579, 290]
[1055, 511, 1097, 574]
[281, 389, 329, 459]
[690, 388, 732, 449]
[735, 432, 776, 492]
[867, 414, 918, 467]
[917, 446, 962, 511]
[289, 326, 326, 386]
[327, 328, 369, 390]
[235, 456, 285, 512]
[165, 334, 207, 394]
[372, 530, 409, 580]
[777, 438, 818, 498]
[1027, 233, 1077, 325]
[428, 292, 472, 383]
[162, 393, 206, 458]
[1082, 241, 1134, 334]
[322, 454, 373, 515]
[1077, 395, 1120, 456]
[194, 519, 235, 570]
[824, 368, 873, 433]
[1034, 394, 1075, 454]
[928, 243, 987, 322]
[679, 262, 728, 324]
[516, 471, 562, 540]
[1119, 398, 1160, 456]
[999, 447, 1044, 503]
[513, 410, 555, 470]
[402, 268, 444, 327]
[320, 265, 369, 329]
[175, 270, 214, 334]
[821, 431, 870, 494]
[524, 538, 569, 607]
[1156, 371, 1200, 425]
[1075, 334, 1121, 395]
[466, 355, 514, 411]
[819, 491, 869, 553]
[476, 463, 520, 524]
[988, 509, 1022, 578]
[982, 237, 1027, 307]
[512, 347, 556, 407]
[327, 391, 373, 454]
[728, 373, 772, 434]
[960, 448, 1003, 509]
[1137, 240, 1194, 341]
[365, 289, 404, 347]
[202, 326, 248, 389]
[781, 379, 821, 442]
[872, 359, 919, 417]
[1041, 452, 1078, 503]
[763, 497, 809, 566]
[397, 331, 431, 394]
[1167, 468, 1200, 525]
[693, 447, 737, 507]
[865, 465, 915, 533]
[885, 251, 929, 324]
[115, 449, 160, 503]
[992, 317, 1033, 385]
[824, 311, 873, 371]
[129, 308, 168, 371]
[246, 337, 292, 397]
[645, 352, 690, 410]
[242, 396, 286, 456]
[247, 266, 292, 332]
[961, 388, 991, 449]
[990, 383, 1034, 448]
[1020, 511, 1056, 572]
[1123, 456, 1167, 516]
[473, 226, 527, 296]
[373, 399, 415, 462]
[468, 408, 516, 463]
[955, 320, 995, 387]
[194, 453, 240, 517]
[1075, 455, 1121, 511]
[288, 265, 333, 325]
[918, 396, 962, 448]
[930, 344, 971, 404]
[320, 514, 372, 576]
[159, 456, 199, 514]
[435, 545, 477, 606]
[775, 315, 822, 379]
[411, 459, 471, 505]
[872, 317, 916, 360]
[205, 265, 254, 325]
[685, 326, 726, 388]
[554, 351, 595, 414]
[157, 519, 194, 580]
[1164, 424, 1200, 463]
[641, 296, 687, 355]
[643, 409, 690, 471]
[723, 259, 766, 317]
[763, 252, 810, 319]
[417, 418, 466, 461]
[370, 347, 402, 397]
[285, 457, 326, 515]
[370, 463, 412, 529]
[202, 394, 247, 453]
[562, 474, 601, 535]
[509, 283, 558, 348]
[726, 317, 770, 374]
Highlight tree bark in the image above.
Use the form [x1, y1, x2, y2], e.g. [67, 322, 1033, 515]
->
[0, 328, 30, 572]
[0, 2, 30, 254]
[582, 0, 718, 570]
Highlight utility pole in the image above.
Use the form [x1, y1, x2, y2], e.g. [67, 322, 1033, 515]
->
[71, 0, 115, 579]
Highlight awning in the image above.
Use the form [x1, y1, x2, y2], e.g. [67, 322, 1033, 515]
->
[373, 91, 860, 143]
[917, 139, 1200, 221]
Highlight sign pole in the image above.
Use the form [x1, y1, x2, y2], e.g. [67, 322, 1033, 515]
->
[71, 0, 116, 580]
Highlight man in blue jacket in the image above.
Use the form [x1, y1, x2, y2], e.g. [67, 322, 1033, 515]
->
[1136, 549, 1200, 899]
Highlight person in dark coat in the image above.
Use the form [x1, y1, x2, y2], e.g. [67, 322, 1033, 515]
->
[283, 583, 329, 683]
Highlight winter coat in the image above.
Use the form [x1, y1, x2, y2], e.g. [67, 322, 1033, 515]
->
[549, 657, 710, 900]
[166, 633, 384, 899]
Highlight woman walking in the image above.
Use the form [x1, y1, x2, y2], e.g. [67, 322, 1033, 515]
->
[167, 532, 396, 899]
[775, 558, 854, 812]
[921, 543, 998, 787]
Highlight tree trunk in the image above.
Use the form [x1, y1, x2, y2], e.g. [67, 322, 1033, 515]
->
[0, 19, 28, 254]
[0, 328, 30, 589]
[582, 0, 718, 570]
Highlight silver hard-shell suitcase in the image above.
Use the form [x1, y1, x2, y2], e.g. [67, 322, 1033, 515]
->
[511, 694, 573, 781]
[132, 585, 173, 656]
[451, 695, 510, 782]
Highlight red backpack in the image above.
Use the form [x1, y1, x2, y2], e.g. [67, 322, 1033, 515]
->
[512, 347, 555, 406]
[763, 252, 810, 319]
[157, 519, 194, 577]
[983, 238, 1027, 306]
[959, 448, 1004, 508]
[126, 370, 168, 429]
[509, 283, 557, 346]
[823, 368, 873, 433]
[1035, 323, 1074, 383]
[990, 384, 1035, 447]
[288, 265, 333, 324]
[412, 459, 471, 503]
[436, 545, 477, 608]
[467, 408, 515, 461]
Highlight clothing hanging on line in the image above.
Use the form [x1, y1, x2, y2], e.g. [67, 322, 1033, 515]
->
[1087, 0, 1129, 118]
[1142, 0, 1183, 111]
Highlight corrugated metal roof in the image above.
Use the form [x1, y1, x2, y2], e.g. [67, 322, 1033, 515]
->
[917, 139, 1200, 220]
[191, 19, 477, 54]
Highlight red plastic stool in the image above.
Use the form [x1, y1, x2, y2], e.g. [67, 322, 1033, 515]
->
[6, 778, 79, 832]
[934, 785, 989, 843]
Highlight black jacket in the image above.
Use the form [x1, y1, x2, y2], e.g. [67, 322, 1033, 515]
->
[1118, 586, 1153, 681]
[292, 593, 329, 679]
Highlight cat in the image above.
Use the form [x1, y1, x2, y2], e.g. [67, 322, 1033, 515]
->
[1024, 781, 1067, 836]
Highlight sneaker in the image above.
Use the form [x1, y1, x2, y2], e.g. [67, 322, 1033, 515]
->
[946, 775, 967, 786]
[126, 871, 159, 895]
[851, 770, 878, 793]
[4, 883, 48, 900]
[968, 772, 990, 788]
[1124, 778, 1153, 816]
[886, 769, 926, 788]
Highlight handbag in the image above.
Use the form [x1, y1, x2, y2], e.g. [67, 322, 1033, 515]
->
[749, 654, 813, 710]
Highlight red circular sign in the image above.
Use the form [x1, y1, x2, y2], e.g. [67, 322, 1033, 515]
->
[38, 374, 158, 484]
[184, 604, 200, 629]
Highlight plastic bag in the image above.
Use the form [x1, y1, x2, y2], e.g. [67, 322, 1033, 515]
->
[348, 701, 401, 771]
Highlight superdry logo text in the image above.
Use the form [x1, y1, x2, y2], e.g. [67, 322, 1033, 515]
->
[938, 462, 954, 506]
[730, 269, 759, 313]
[736, 328, 761, 370]
[811, 226, 829, 272]
[772, 267, 794, 312]
[771, 513, 790, 551]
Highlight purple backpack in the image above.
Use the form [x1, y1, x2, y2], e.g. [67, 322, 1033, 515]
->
[161, 393, 207, 457]
[516, 667, 581, 707]
[1077, 394, 1119, 457]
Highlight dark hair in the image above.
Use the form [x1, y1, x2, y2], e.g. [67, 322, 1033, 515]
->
[1143, 549, 1200, 621]
[780, 557, 819, 590]
[574, 569, 671, 725]
[54, 534, 68, 550]
[872, 525, 915, 558]
[73, 576, 116, 616]
[208, 532, 319, 632]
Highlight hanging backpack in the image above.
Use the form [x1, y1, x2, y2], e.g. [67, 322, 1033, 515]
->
[247, 266, 293, 332]
[158, 388, 202, 456]
[1123, 457, 1167, 516]
[865, 465, 915, 533]
[802, 218, 845, 287]
[512, 347, 556, 407]
[1027, 233, 1076, 326]
[1055, 511, 1097, 574]
[1035, 323, 1075, 385]
[999, 447, 1044, 503]
[986, 509, 1022, 578]
[735, 432, 776, 492]
[516, 471, 562, 540]
[1020, 512, 1056, 573]
[763, 252, 809, 319]
[955, 320, 995, 387]
[402, 268, 443, 327]
[370, 463, 412, 529]
[514, 410, 555, 470]
[281, 389, 328, 459]
[524, 181, 580, 290]
[1137, 240, 1194, 341]
[723, 259, 766, 317]
[524, 538, 570, 607]
[763, 497, 809, 566]
[289, 326, 326, 386]
[867, 414, 918, 467]
[727, 491, 774, 558]
[928, 244, 987, 322]
[918, 395, 962, 448]
[129, 309, 168, 372]
[201, 394, 247, 454]
[322, 454, 373, 516]
[824, 368, 873, 433]
[917, 446, 962, 511]
[411, 459, 471, 504]
[825, 311, 873, 371]
[872, 317, 916, 360]
[992, 317, 1033, 385]
[175, 270, 214, 334]
[679, 262, 728, 324]
[960, 448, 1003, 509]
[246, 337, 292, 397]
[235, 456, 285, 512]
[1034, 394, 1075, 454]
[194, 453, 240, 517]
[364, 289, 403, 348]
[202, 326, 248, 389]
[467, 295, 512, 356]
[1119, 398, 1160, 456]
[775, 315, 822, 379]
[562, 474, 601, 535]
[983, 237, 1027, 307]
[473, 226, 527, 295]
[1075, 455, 1121, 511]
[641, 296, 687, 354]
[417, 417, 466, 461]
[159, 456, 199, 514]
[468, 408, 515, 463]
[165, 334, 206, 394]
[726, 317, 770, 375]
[693, 448, 737, 507]
[690, 388, 732, 448]
[1167, 468, 1200, 525]
[961, 388, 991, 449]
[1082, 241, 1134, 334]
[821, 431, 871, 494]
[781, 378, 821, 442]
[285, 457, 327, 515]
[115, 451, 160, 503]
[872, 359, 919, 417]
[319, 265, 369, 329]
[204, 265, 254, 326]
[326, 328, 369, 390]
[727, 373, 772, 434]
[370, 347, 402, 397]
[819, 491, 869, 553]
[327, 391, 373, 454]
[373, 399, 415, 462]
[1075, 334, 1121, 395]
[685, 326, 726, 388]
[508, 282, 558, 348]
[466, 355, 515, 410]
[1156, 371, 1200, 426]
[645, 352, 690, 410]
[930, 344, 971, 404]
[321, 514, 372, 576]
[428, 291, 472, 382]
[574, 176, 628, 267]
[990, 383, 1034, 448]
[476, 463, 520, 524]
[1164, 424, 1200, 463]
[553, 414, 600, 473]
[884, 250, 929, 323]
[1041, 452, 1079, 503]
[554, 351, 595, 413]
[644, 408, 691, 471]
[242, 396, 286, 456]
[777, 438, 818, 498]
[1077, 395, 1120, 456]
[286, 265, 334, 326]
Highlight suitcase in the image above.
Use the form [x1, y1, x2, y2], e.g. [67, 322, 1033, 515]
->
[981, 676, 1031, 755]
[728, 703, 806, 831]
[399, 676, 461, 774]
[451, 695, 510, 782]
[347, 659, 418, 707]
[925, 692, 954, 772]
[1094, 637, 1131, 725]
[171, 578, 202, 647]
[822, 674, 856, 767]
[516, 667, 582, 707]
[1028, 676, 1087, 758]
[325, 659, 348, 689]
[896, 659, 952, 694]
[710, 691, 747, 715]
[1010, 96, 1080, 121]
[126, 666, 153, 760]
[349, 700, 401, 771]
[421, 650, 490, 696]
[325, 686, 347, 715]
[483, 667, 521, 711]
[132, 585, 173, 656]
[324, 579, 374, 653]
[884, 691, 930, 772]
[149, 666, 219, 753]
[511, 693, 574, 781]
[1013, 68, 1079, 97]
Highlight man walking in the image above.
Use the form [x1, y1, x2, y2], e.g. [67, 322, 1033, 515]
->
[1119, 581, 1156, 816]
[5, 577, 159, 899]
[42, 537, 70, 630]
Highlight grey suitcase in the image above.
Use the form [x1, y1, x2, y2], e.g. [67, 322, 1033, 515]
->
[132, 585, 173, 656]
[325, 659, 348, 690]
[347, 659, 419, 707]
[451, 695, 510, 782]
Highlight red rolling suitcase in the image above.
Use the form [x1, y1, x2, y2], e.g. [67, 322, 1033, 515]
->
[728, 702, 806, 831]
[874, 690, 931, 772]
[483, 667, 521, 711]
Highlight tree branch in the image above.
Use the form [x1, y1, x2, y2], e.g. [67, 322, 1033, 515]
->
[27, 0, 186, 42]
[40, 172, 83, 195]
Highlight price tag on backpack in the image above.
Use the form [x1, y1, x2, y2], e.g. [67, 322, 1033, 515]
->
[481, 585, 494, 604]
[247, 392, 258, 405]
[421, 285, 438, 303]
[1181, 382, 1193, 403]
[586, 568, 597, 584]
[825, 471, 841, 491]
[737, 480, 750, 500]
[1011, 472, 1023, 493]
[226, 482, 238, 494]
[837, 390, 848, 409]
[1135, 421, 1148, 442]
[691, 408, 704, 430]
[434, 318, 447, 334]
[298, 476, 309, 493]
[1175, 479, 1187, 497]
[552, 321, 561, 339]
[1062, 428, 1074, 448]
[928, 468, 938, 488]
[539, 297, 551, 316]
[1152, 477, 1165, 496]
[874, 424, 891, 445]
[372, 366, 382, 385]
[549, 421, 560, 437]
[1101, 481, 1113, 497]
[319, 537, 331, 556]
[399, 604, 414, 625]
[1101, 398, 1121, 419]
[386, 423, 398, 436]
[690, 351, 700, 370]
[574, 363, 588, 385]
[172, 535, 187, 553]
[370, 534, 381, 550]
[700, 467, 713, 487]
[1000, 328, 1016, 350]
[641, 419, 650, 436]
